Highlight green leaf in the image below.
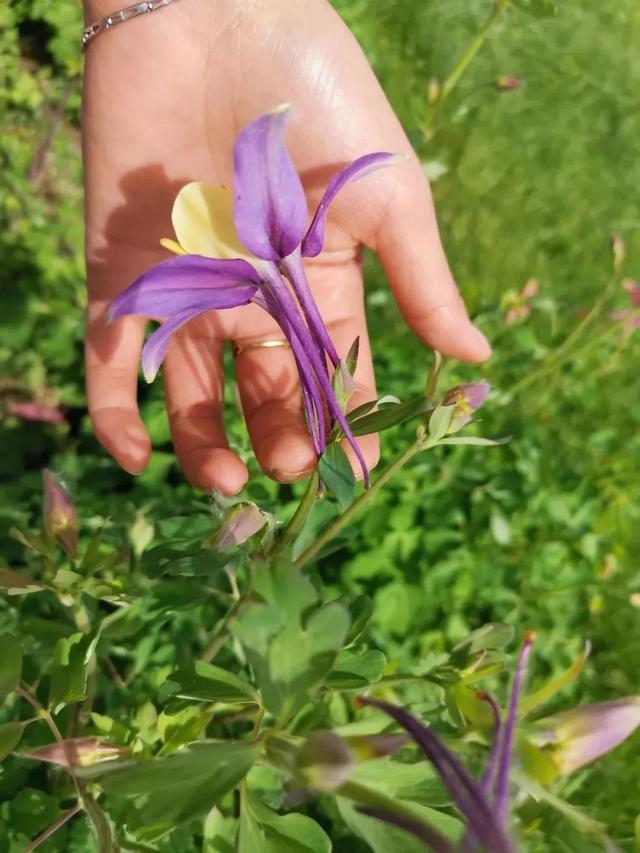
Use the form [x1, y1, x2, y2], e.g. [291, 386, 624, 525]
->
[239, 791, 331, 853]
[349, 396, 432, 437]
[512, 0, 557, 17]
[327, 647, 387, 690]
[0, 566, 46, 595]
[0, 721, 24, 761]
[0, 633, 22, 700]
[96, 741, 258, 840]
[345, 594, 374, 645]
[428, 404, 455, 441]
[233, 565, 350, 720]
[318, 442, 356, 509]
[520, 642, 591, 716]
[204, 807, 238, 853]
[337, 767, 460, 853]
[49, 632, 98, 714]
[159, 660, 258, 705]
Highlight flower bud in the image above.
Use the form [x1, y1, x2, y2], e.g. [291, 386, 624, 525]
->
[6, 400, 65, 424]
[442, 381, 490, 431]
[623, 278, 640, 307]
[296, 731, 353, 790]
[42, 470, 78, 558]
[611, 233, 626, 273]
[23, 737, 127, 767]
[495, 76, 523, 92]
[533, 696, 640, 776]
[208, 503, 270, 550]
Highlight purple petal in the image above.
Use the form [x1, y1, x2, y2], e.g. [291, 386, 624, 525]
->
[302, 153, 401, 258]
[141, 306, 215, 382]
[108, 256, 259, 321]
[233, 106, 308, 261]
[282, 250, 339, 367]
[494, 633, 534, 827]
[357, 697, 514, 853]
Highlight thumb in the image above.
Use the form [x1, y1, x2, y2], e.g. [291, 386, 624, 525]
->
[373, 159, 491, 363]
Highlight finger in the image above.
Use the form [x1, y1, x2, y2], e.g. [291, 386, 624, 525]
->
[163, 318, 248, 494]
[234, 338, 317, 484]
[372, 159, 491, 363]
[325, 311, 380, 481]
[86, 300, 152, 474]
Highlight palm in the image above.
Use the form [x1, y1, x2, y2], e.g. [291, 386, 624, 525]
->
[84, 0, 488, 492]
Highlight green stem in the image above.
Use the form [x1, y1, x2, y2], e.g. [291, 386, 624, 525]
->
[425, 3, 506, 132]
[508, 308, 619, 400]
[267, 470, 320, 559]
[25, 805, 82, 852]
[200, 591, 250, 663]
[294, 441, 422, 569]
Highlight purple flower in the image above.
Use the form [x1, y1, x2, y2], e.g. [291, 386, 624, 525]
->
[108, 106, 402, 484]
[532, 696, 640, 776]
[43, 470, 78, 558]
[354, 633, 535, 851]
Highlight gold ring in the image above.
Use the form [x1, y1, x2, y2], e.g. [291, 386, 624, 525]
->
[232, 339, 291, 357]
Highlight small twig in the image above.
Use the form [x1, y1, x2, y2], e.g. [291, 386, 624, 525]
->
[267, 469, 320, 559]
[294, 441, 422, 569]
[200, 593, 251, 663]
[25, 804, 82, 852]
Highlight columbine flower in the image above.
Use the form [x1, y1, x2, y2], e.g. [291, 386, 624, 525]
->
[442, 381, 490, 432]
[532, 696, 640, 777]
[354, 633, 535, 852]
[610, 279, 640, 335]
[108, 105, 403, 484]
[43, 470, 78, 558]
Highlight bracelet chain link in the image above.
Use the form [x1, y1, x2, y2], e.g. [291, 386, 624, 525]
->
[82, 0, 178, 51]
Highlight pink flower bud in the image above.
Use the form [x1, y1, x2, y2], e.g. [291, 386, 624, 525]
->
[495, 76, 523, 92]
[210, 503, 269, 550]
[43, 470, 78, 558]
[6, 400, 66, 424]
[535, 696, 640, 775]
[623, 278, 640, 307]
[23, 737, 127, 767]
[442, 381, 490, 431]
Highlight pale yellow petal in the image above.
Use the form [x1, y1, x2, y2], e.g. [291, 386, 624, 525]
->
[171, 182, 253, 261]
[160, 238, 187, 255]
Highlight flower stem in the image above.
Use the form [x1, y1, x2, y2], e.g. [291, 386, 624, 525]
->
[425, 2, 507, 133]
[294, 440, 422, 569]
[268, 470, 320, 559]
[200, 591, 250, 663]
[25, 805, 82, 852]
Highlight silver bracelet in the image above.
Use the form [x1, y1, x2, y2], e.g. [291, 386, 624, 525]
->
[82, 0, 179, 52]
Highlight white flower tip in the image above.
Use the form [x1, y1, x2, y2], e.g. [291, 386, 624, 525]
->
[391, 153, 412, 164]
[270, 102, 292, 118]
[143, 368, 158, 384]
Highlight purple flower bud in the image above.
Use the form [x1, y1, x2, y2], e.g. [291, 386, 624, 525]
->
[42, 470, 78, 558]
[535, 697, 640, 775]
[442, 381, 490, 431]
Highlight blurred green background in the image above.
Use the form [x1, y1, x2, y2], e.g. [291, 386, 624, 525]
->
[1, 0, 639, 849]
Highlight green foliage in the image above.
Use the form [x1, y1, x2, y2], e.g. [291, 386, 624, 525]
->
[2, 0, 640, 850]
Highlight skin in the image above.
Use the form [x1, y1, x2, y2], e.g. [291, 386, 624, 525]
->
[83, 0, 491, 494]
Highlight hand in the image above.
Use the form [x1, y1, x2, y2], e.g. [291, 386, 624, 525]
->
[83, 0, 491, 494]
